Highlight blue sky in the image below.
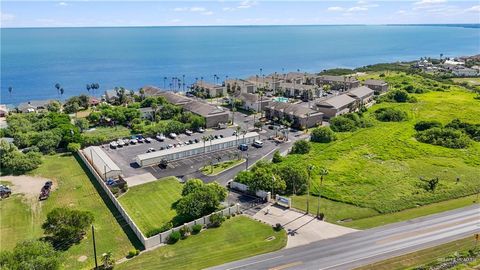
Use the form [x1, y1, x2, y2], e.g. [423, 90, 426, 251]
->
[1, 1, 479, 28]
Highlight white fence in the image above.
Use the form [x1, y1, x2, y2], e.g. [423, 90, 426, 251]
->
[78, 150, 240, 249]
[229, 181, 271, 201]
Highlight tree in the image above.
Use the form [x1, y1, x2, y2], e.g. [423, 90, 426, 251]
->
[42, 208, 94, 250]
[176, 181, 227, 219]
[74, 118, 89, 132]
[0, 240, 61, 270]
[414, 120, 442, 131]
[101, 251, 114, 270]
[182, 178, 204, 196]
[311, 127, 337, 143]
[67, 143, 81, 153]
[276, 165, 308, 194]
[374, 108, 408, 122]
[290, 140, 311, 154]
[0, 140, 42, 174]
[330, 116, 357, 132]
[420, 177, 440, 192]
[47, 101, 61, 112]
[272, 150, 283, 163]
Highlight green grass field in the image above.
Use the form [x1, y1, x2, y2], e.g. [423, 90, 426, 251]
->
[116, 216, 287, 270]
[118, 177, 184, 236]
[0, 153, 137, 269]
[201, 159, 245, 175]
[355, 237, 479, 270]
[82, 126, 132, 140]
[283, 76, 480, 223]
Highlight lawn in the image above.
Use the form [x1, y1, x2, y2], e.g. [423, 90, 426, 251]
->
[82, 126, 132, 141]
[281, 77, 480, 220]
[0, 154, 137, 269]
[118, 177, 184, 236]
[116, 216, 287, 270]
[453, 77, 480, 86]
[355, 237, 479, 270]
[201, 159, 245, 176]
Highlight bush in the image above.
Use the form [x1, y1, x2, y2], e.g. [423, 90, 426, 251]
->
[273, 223, 283, 231]
[330, 116, 357, 132]
[67, 142, 81, 153]
[374, 108, 408, 122]
[415, 128, 471, 149]
[167, 231, 181, 244]
[192, 224, 202, 234]
[0, 240, 61, 270]
[414, 120, 442, 131]
[378, 89, 417, 103]
[127, 249, 139, 258]
[311, 127, 337, 143]
[209, 213, 225, 228]
[272, 150, 283, 163]
[290, 140, 311, 154]
[446, 118, 480, 141]
[179, 225, 191, 239]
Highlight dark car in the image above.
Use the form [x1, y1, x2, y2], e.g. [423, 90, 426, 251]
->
[238, 144, 248, 151]
[188, 139, 194, 144]
[194, 138, 199, 143]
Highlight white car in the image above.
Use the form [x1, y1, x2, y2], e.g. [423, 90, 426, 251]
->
[130, 139, 138, 145]
[116, 139, 125, 147]
[146, 148, 156, 153]
[252, 140, 264, 148]
[145, 137, 153, 143]
[197, 128, 205, 133]
[156, 134, 166, 141]
[185, 130, 193, 136]
[109, 141, 118, 148]
[169, 133, 177, 139]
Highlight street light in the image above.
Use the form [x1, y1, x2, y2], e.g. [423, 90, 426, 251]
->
[307, 164, 315, 214]
[317, 168, 328, 219]
[245, 153, 249, 171]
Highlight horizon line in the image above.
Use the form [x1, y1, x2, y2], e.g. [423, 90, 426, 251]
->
[2, 23, 479, 30]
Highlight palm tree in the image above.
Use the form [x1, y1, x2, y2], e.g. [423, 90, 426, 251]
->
[202, 136, 208, 154]
[55, 83, 61, 97]
[317, 168, 329, 219]
[163, 77, 167, 89]
[101, 251, 114, 269]
[235, 126, 241, 144]
[8, 86, 12, 97]
[151, 103, 158, 122]
[60, 88, 65, 100]
[86, 84, 91, 93]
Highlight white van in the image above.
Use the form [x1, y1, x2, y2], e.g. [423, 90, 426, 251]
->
[252, 140, 263, 148]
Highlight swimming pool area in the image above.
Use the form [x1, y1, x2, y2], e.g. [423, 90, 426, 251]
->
[273, 97, 289, 103]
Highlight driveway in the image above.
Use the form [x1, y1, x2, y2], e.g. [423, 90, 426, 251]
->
[252, 204, 357, 249]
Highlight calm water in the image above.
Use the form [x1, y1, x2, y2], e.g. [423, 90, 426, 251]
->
[1, 25, 479, 104]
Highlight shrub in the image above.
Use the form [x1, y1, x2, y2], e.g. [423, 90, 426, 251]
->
[415, 128, 471, 149]
[192, 224, 202, 234]
[446, 118, 480, 141]
[273, 223, 283, 231]
[330, 116, 357, 132]
[414, 120, 442, 131]
[127, 249, 139, 258]
[67, 142, 81, 153]
[209, 213, 225, 228]
[311, 127, 337, 143]
[374, 108, 408, 122]
[290, 140, 311, 154]
[378, 89, 417, 103]
[167, 231, 181, 244]
[179, 225, 191, 239]
[272, 150, 283, 163]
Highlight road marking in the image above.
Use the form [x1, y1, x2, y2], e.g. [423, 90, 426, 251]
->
[226, 255, 284, 270]
[269, 261, 303, 270]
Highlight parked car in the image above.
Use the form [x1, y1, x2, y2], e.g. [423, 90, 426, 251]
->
[156, 133, 166, 141]
[169, 133, 177, 139]
[39, 181, 53, 201]
[188, 139, 194, 144]
[146, 148, 156, 153]
[110, 141, 118, 148]
[116, 139, 125, 147]
[0, 185, 12, 198]
[214, 135, 219, 139]
[137, 135, 145, 143]
[238, 144, 248, 151]
[219, 134, 224, 138]
[185, 130, 193, 136]
[252, 140, 264, 148]
[167, 144, 173, 149]
[185, 141, 190, 145]
[130, 138, 138, 145]
[159, 146, 165, 150]
[197, 128, 205, 133]
[123, 138, 130, 145]
[106, 179, 116, 186]
[194, 138, 199, 143]
[145, 137, 153, 143]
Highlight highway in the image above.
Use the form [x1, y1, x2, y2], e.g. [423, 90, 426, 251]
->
[209, 204, 480, 270]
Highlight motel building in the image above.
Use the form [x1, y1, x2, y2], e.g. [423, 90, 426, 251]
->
[135, 132, 260, 167]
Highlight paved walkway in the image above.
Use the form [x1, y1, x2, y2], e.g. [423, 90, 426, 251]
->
[252, 204, 357, 249]
[123, 172, 156, 187]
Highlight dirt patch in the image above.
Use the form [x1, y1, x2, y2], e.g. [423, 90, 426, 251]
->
[1, 175, 55, 199]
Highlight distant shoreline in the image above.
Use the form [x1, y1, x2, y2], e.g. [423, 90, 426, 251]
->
[2, 23, 479, 30]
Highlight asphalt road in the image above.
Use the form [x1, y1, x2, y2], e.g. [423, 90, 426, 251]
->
[208, 204, 480, 270]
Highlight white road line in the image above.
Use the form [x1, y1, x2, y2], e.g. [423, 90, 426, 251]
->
[226, 255, 285, 270]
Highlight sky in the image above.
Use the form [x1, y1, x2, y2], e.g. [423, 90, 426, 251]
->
[1, 0, 479, 28]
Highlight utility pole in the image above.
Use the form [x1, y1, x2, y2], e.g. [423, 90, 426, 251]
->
[245, 153, 249, 171]
[307, 165, 314, 214]
[92, 225, 98, 270]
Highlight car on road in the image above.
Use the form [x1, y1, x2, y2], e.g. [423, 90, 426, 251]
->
[238, 143, 248, 151]
[122, 138, 130, 145]
[146, 148, 156, 153]
[145, 137, 153, 143]
[219, 134, 224, 138]
[252, 140, 264, 148]
[197, 128, 205, 133]
[169, 133, 177, 139]
[156, 133, 166, 141]
[188, 139, 194, 144]
[110, 141, 118, 148]
[159, 146, 165, 150]
[185, 130, 193, 136]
